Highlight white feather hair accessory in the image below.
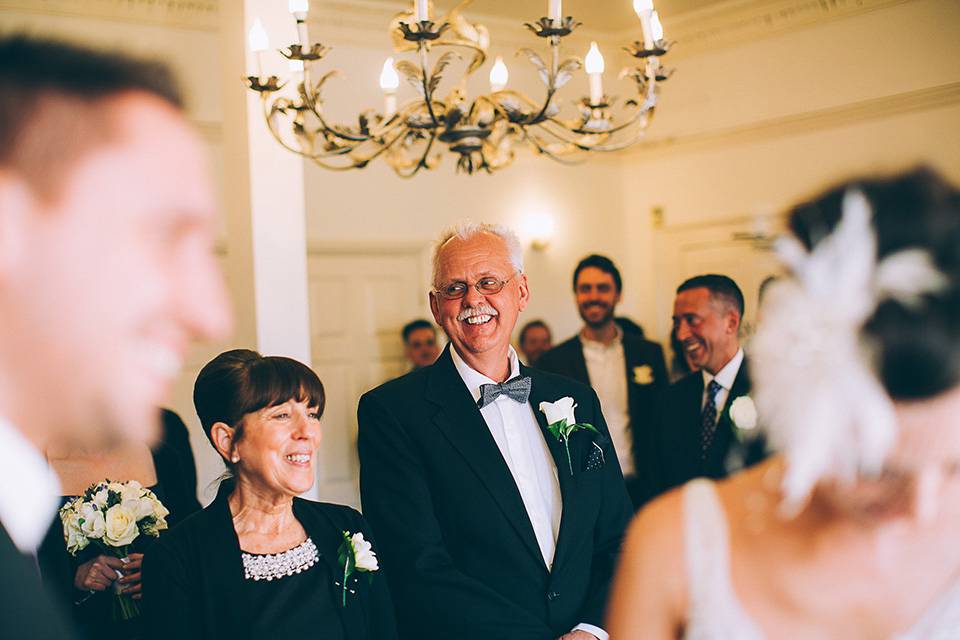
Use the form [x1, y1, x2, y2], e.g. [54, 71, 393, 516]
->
[750, 189, 949, 513]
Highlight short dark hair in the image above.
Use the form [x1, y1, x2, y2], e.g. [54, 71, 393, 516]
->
[573, 254, 622, 293]
[677, 274, 745, 318]
[0, 34, 183, 201]
[402, 319, 436, 343]
[789, 167, 960, 400]
[193, 349, 325, 467]
[519, 319, 551, 345]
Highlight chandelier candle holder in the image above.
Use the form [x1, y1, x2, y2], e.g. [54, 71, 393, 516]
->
[245, 0, 673, 176]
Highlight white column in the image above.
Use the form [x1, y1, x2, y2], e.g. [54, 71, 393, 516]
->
[221, 0, 317, 499]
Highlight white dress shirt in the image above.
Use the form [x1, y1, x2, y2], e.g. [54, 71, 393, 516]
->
[0, 415, 61, 554]
[451, 347, 609, 640]
[581, 328, 632, 475]
[700, 348, 745, 423]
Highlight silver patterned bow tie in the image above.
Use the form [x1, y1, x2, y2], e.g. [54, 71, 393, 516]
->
[477, 375, 532, 409]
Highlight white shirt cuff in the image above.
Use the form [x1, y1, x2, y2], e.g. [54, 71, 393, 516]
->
[574, 622, 608, 640]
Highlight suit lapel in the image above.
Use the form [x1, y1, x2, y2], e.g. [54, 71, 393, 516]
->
[525, 367, 596, 574]
[424, 349, 543, 564]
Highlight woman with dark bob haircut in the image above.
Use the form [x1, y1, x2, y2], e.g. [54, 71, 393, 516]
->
[609, 167, 960, 638]
[142, 349, 397, 639]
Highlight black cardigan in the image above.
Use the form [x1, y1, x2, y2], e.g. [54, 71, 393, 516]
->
[141, 482, 398, 640]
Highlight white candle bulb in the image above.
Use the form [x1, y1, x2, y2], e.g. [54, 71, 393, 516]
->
[248, 19, 269, 53]
[288, 0, 309, 15]
[585, 42, 604, 104]
[489, 56, 508, 92]
[380, 57, 400, 91]
[415, 0, 428, 21]
[633, 0, 654, 16]
[651, 11, 663, 41]
[584, 42, 605, 74]
[548, 0, 562, 23]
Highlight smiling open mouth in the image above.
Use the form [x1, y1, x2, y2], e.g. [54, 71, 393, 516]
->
[465, 315, 493, 325]
[285, 454, 310, 463]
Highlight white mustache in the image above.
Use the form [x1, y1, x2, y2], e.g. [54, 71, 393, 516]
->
[457, 304, 498, 322]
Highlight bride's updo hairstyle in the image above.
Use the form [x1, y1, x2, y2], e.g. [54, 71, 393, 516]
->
[751, 167, 960, 508]
[789, 167, 960, 400]
[193, 349, 325, 469]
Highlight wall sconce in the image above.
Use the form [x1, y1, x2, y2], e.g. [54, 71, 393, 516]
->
[525, 212, 556, 250]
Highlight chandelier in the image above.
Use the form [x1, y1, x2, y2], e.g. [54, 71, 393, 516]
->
[245, 0, 673, 176]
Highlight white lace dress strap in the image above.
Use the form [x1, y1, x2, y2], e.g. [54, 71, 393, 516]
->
[682, 479, 766, 640]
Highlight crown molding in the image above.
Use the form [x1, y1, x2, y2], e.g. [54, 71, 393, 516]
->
[0, 0, 218, 31]
[615, 0, 914, 58]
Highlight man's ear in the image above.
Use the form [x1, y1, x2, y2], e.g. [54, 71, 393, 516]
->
[517, 273, 530, 312]
[0, 172, 34, 277]
[210, 421, 235, 462]
[726, 309, 741, 334]
[429, 291, 442, 324]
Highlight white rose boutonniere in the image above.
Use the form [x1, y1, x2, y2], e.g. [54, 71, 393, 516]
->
[338, 531, 379, 606]
[632, 365, 654, 385]
[539, 397, 600, 475]
[728, 395, 758, 436]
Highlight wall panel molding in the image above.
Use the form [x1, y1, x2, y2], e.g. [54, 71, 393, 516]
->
[0, 0, 218, 30]
[628, 81, 960, 158]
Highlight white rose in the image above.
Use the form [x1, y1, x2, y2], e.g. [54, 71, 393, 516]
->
[539, 397, 577, 426]
[729, 396, 758, 430]
[91, 488, 110, 508]
[350, 533, 378, 572]
[79, 502, 106, 540]
[122, 495, 155, 520]
[632, 365, 654, 385]
[62, 510, 89, 554]
[103, 504, 140, 547]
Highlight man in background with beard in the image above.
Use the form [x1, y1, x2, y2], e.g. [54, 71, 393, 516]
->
[537, 255, 667, 509]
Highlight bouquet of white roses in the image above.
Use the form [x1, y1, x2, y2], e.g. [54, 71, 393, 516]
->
[59, 479, 169, 620]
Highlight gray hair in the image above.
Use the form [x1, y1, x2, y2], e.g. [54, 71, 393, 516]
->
[431, 220, 524, 289]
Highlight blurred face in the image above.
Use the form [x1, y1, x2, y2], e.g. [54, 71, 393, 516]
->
[405, 327, 440, 369]
[0, 93, 231, 447]
[232, 399, 323, 499]
[520, 326, 552, 366]
[429, 232, 528, 368]
[575, 267, 621, 330]
[819, 388, 960, 526]
[672, 287, 739, 375]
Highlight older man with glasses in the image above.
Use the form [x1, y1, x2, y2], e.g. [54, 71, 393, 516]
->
[358, 221, 632, 640]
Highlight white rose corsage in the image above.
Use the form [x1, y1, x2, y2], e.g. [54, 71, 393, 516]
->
[337, 531, 379, 606]
[539, 397, 600, 475]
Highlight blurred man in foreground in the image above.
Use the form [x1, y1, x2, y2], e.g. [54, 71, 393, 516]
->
[0, 35, 231, 636]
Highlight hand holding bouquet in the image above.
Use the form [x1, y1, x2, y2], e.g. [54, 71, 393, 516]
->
[59, 479, 169, 620]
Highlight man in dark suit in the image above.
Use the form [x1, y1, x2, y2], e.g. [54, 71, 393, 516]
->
[536, 255, 668, 509]
[0, 36, 231, 637]
[358, 223, 633, 640]
[646, 274, 764, 500]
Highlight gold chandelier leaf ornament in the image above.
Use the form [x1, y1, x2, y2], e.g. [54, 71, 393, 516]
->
[245, 0, 673, 177]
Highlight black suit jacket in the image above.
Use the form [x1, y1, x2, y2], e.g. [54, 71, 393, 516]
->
[0, 521, 75, 639]
[648, 358, 758, 498]
[141, 483, 397, 640]
[535, 333, 669, 476]
[357, 346, 633, 640]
